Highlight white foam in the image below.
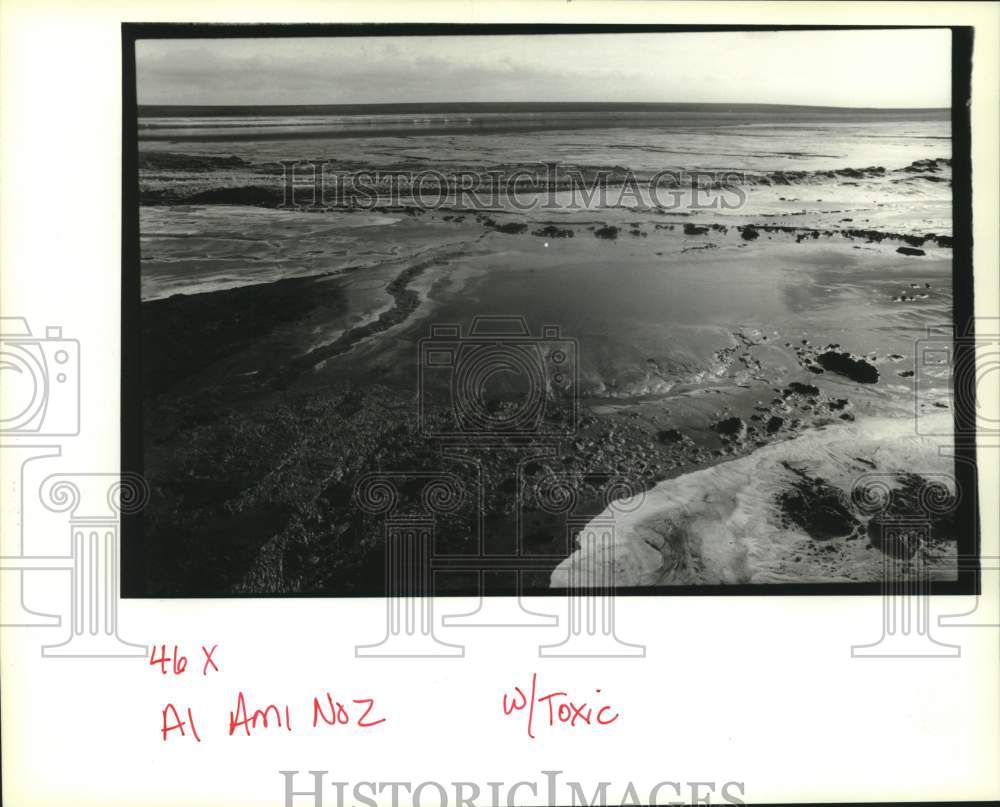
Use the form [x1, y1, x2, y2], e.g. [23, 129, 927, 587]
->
[551, 413, 956, 587]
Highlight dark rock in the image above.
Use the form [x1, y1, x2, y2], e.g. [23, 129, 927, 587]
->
[532, 224, 574, 238]
[683, 223, 710, 235]
[766, 415, 784, 434]
[778, 468, 861, 541]
[494, 222, 528, 235]
[139, 152, 249, 171]
[900, 157, 950, 173]
[896, 246, 926, 257]
[817, 351, 879, 384]
[656, 428, 686, 444]
[784, 381, 820, 397]
[187, 186, 281, 205]
[712, 417, 747, 439]
[740, 226, 760, 241]
[594, 225, 619, 240]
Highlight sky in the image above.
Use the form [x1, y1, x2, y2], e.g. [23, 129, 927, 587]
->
[136, 29, 951, 108]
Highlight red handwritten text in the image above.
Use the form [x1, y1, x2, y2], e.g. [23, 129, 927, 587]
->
[161, 703, 201, 742]
[502, 673, 619, 739]
[312, 694, 386, 728]
[149, 644, 221, 676]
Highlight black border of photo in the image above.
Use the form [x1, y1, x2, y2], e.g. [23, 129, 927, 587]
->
[121, 23, 978, 599]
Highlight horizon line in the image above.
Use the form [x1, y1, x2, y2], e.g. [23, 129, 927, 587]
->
[137, 100, 951, 110]
[137, 101, 950, 112]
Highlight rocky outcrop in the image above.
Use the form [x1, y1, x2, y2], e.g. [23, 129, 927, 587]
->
[494, 222, 528, 234]
[898, 157, 950, 173]
[713, 416, 747, 440]
[778, 464, 861, 541]
[533, 224, 574, 238]
[817, 351, 879, 383]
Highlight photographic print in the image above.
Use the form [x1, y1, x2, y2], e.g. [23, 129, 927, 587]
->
[126, 26, 977, 597]
[5, 5, 1000, 807]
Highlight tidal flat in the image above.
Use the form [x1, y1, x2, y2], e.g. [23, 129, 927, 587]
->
[137, 109, 958, 594]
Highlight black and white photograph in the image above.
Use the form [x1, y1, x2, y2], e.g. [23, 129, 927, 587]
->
[3, 5, 1000, 807]
[127, 26, 977, 597]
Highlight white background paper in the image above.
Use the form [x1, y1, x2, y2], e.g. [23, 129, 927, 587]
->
[2, 2, 998, 805]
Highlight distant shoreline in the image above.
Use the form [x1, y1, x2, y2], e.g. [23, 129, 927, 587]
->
[137, 105, 950, 143]
[138, 101, 950, 118]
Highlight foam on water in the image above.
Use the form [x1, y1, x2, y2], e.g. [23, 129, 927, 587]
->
[551, 413, 956, 587]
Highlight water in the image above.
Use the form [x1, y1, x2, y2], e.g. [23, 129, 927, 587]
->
[137, 104, 958, 591]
